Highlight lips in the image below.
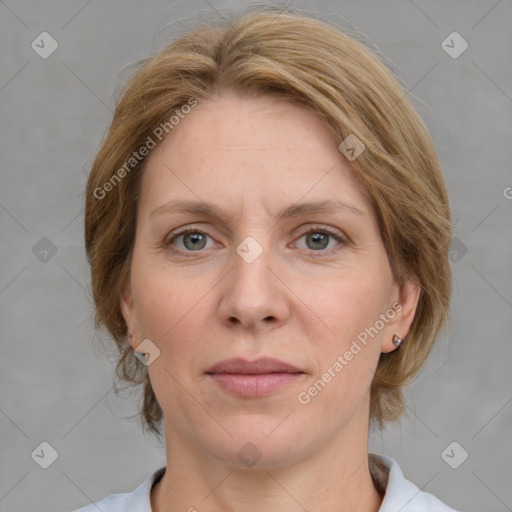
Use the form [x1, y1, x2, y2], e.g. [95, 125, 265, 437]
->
[205, 357, 303, 375]
[205, 357, 306, 398]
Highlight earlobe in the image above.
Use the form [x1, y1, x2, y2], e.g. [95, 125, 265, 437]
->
[381, 277, 421, 353]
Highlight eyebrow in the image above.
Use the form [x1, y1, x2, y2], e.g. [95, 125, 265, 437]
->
[149, 198, 366, 222]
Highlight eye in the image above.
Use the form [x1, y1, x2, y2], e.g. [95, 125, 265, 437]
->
[294, 226, 346, 254]
[166, 228, 217, 252]
[165, 225, 346, 256]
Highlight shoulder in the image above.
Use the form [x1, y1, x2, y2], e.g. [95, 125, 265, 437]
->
[369, 453, 459, 512]
[71, 467, 165, 512]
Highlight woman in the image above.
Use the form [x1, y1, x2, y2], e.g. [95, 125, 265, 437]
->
[76, 6, 456, 511]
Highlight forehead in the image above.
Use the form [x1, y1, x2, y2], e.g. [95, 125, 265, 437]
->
[138, 94, 374, 221]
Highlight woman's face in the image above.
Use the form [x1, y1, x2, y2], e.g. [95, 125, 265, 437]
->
[121, 94, 419, 468]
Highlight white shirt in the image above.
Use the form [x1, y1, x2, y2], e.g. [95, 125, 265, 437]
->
[72, 453, 458, 511]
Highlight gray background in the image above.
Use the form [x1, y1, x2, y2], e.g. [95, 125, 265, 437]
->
[1, 1, 511, 511]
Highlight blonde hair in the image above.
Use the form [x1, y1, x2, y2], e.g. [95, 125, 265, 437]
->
[85, 6, 452, 435]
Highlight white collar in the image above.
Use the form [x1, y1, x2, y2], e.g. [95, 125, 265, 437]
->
[369, 453, 458, 511]
[74, 453, 458, 511]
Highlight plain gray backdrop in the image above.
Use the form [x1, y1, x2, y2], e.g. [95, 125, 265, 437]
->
[1, 1, 511, 511]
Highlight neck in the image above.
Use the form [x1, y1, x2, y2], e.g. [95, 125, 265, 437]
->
[151, 413, 382, 512]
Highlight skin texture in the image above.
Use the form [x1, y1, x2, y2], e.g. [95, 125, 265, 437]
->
[120, 94, 420, 512]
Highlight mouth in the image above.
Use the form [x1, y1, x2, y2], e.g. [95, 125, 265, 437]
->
[205, 357, 306, 397]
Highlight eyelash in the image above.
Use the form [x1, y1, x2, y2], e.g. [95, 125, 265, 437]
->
[165, 225, 347, 257]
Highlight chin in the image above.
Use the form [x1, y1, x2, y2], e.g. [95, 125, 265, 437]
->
[198, 416, 309, 470]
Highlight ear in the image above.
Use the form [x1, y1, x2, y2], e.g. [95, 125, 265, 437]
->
[381, 276, 421, 354]
[120, 283, 140, 350]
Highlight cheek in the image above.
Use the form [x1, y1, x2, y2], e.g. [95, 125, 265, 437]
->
[293, 278, 388, 428]
[130, 259, 210, 360]
[301, 263, 393, 393]
[307, 267, 391, 346]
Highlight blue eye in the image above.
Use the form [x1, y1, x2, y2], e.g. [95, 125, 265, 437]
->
[295, 227, 345, 253]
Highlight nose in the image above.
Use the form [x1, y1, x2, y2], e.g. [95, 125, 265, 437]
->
[216, 239, 290, 331]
